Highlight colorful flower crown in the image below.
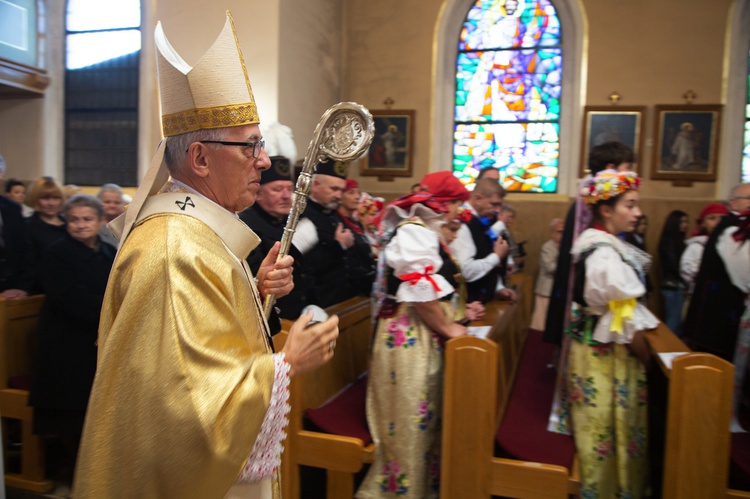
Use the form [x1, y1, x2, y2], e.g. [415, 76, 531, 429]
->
[580, 170, 641, 204]
[358, 193, 385, 218]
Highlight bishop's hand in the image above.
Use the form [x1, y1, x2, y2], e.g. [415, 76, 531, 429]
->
[257, 241, 294, 299]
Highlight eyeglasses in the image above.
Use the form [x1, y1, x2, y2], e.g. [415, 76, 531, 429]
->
[195, 140, 265, 159]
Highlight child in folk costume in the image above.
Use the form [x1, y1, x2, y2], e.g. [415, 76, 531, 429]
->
[553, 170, 658, 498]
[357, 171, 483, 498]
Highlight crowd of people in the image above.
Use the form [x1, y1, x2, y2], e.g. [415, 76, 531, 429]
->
[1, 12, 748, 499]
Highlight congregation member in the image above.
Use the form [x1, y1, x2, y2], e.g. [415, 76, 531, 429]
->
[0, 157, 33, 299]
[685, 183, 750, 360]
[336, 178, 376, 296]
[73, 13, 338, 498]
[552, 170, 657, 498]
[27, 176, 67, 292]
[239, 124, 311, 320]
[625, 214, 649, 251]
[449, 178, 514, 304]
[5, 178, 34, 217]
[680, 202, 729, 295]
[357, 171, 482, 499]
[28, 194, 116, 489]
[657, 210, 689, 335]
[357, 192, 384, 256]
[715, 209, 750, 431]
[530, 218, 563, 331]
[293, 161, 356, 308]
[476, 165, 500, 181]
[544, 141, 635, 346]
[496, 204, 525, 271]
[96, 183, 126, 247]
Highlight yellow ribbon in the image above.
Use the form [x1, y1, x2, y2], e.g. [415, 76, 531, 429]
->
[608, 298, 636, 334]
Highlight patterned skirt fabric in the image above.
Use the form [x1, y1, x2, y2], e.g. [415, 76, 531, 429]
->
[566, 340, 649, 499]
[356, 301, 453, 499]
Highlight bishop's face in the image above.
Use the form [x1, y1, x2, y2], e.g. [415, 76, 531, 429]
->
[204, 124, 272, 213]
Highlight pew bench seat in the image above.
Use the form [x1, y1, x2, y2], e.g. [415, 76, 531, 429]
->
[495, 329, 575, 470]
[304, 373, 372, 446]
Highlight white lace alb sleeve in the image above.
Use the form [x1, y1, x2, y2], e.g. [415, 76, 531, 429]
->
[236, 353, 291, 483]
[385, 223, 454, 302]
[584, 245, 658, 344]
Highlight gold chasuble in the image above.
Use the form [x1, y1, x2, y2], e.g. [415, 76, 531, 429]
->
[73, 186, 278, 498]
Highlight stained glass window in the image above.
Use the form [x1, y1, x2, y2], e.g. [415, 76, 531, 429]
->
[454, 0, 562, 193]
[744, 48, 750, 183]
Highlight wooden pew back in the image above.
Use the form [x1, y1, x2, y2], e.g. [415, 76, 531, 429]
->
[0, 295, 53, 493]
[274, 297, 372, 499]
[0, 295, 44, 387]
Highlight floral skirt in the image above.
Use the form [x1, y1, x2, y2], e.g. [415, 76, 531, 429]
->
[566, 340, 648, 499]
[356, 301, 452, 499]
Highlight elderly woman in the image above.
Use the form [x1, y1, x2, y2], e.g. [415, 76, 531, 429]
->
[27, 177, 67, 292]
[357, 171, 483, 499]
[28, 194, 116, 484]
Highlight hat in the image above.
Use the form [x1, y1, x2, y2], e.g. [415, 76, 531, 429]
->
[315, 159, 349, 180]
[698, 202, 729, 220]
[261, 157, 293, 184]
[110, 12, 261, 244]
[419, 171, 470, 203]
[155, 12, 259, 137]
[579, 170, 640, 204]
[344, 179, 359, 191]
[261, 121, 297, 163]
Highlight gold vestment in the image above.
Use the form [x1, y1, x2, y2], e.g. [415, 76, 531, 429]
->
[74, 191, 277, 498]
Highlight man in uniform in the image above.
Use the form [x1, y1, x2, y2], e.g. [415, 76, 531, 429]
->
[73, 13, 338, 498]
[293, 161, 355, 308]
[239, 126, 310, 320]
[335, 178, 375, 297]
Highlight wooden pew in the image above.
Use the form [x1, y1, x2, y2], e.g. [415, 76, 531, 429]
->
[0, 295, 53, 493]
[273, 297, 372, 499]
[441, 291, 578, 499]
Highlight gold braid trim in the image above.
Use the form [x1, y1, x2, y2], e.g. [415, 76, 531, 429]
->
[162, 103, 260, 137]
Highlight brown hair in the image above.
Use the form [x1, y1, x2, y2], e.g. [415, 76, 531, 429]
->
[27, 176, 65, 211]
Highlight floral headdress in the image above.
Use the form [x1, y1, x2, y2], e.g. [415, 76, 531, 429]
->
[358, 192, 385, 218]
[579, 169, 641, 204]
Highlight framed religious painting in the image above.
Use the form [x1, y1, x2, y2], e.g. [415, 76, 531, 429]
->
[580, 106, 646, 176]
[651, 104, 722, 182]
[360, 109, 415, 178]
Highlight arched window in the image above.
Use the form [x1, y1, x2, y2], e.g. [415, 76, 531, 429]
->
[453, 0, 562, 193]
[65, 0, 141, 186]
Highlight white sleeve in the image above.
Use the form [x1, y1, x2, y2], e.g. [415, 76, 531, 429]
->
[584, 246, 659, 344]
[449, 224, 500, 282]
[717, 227, 750, 293]
[385, 223, 454, 303]
[291, 217, 318, 255]
[679, 243, 704, 287]
[236, 353, 291, 483]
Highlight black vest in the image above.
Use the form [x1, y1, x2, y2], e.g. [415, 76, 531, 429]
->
[465, 216, 500, 304]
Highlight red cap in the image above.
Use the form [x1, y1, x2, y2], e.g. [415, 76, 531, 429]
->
[344, 179, 359, 191]
[698, 202, 729, 220]
[419, 171, 470, 203]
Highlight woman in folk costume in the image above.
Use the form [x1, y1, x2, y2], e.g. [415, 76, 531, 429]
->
[715, 210, 750, 432]
[554, 170, 658, 498]
[357, 171, 483, 498]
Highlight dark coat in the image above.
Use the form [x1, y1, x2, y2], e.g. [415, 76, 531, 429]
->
[465, 215, 501, 304]
[239, 203, 310, 321]
[683, 213, 744, 360]
[28, 234, 116, 434]
[543, 202, 576, 344]
[333, 211, 376, 298]
[0, 197, 34, 293]
[27, 212, 67, 293]
[301, 200, 350, 309]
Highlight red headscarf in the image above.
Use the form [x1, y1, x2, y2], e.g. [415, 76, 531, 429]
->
[692, 202, 729, 236]
[344, 179, 359, 191]
[419, 171, 470, 204]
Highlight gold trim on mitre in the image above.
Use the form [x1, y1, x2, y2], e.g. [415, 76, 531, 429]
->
[155, 11, 260, 137]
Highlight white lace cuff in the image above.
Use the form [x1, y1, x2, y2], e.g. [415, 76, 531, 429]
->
[236, 353, 291, 483]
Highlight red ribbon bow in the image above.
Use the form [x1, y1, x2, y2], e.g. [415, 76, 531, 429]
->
[398, 265, 442, 292]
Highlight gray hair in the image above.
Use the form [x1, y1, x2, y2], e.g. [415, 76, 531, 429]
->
[62, 194, 104, 220]
[164, 128, 230, 175]
[97, 183, 124, 199]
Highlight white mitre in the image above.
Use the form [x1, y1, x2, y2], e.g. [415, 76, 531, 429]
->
[109, 11, 261, 243]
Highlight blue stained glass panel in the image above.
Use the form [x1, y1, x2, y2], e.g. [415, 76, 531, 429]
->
[455, 0, 562, 193]
[453, 122, 559, 193]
